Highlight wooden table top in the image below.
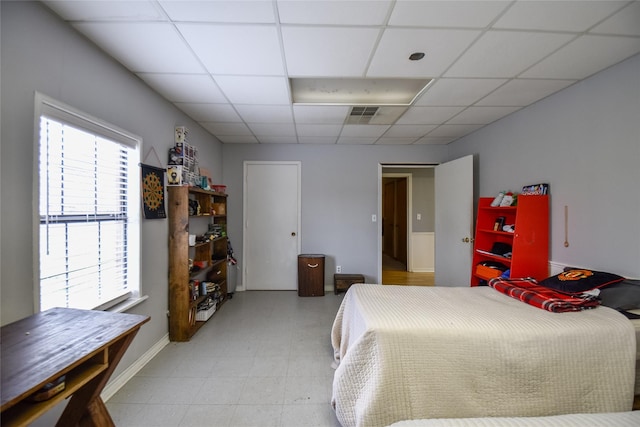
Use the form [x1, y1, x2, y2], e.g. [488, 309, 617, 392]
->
[1, 307, 149, 410]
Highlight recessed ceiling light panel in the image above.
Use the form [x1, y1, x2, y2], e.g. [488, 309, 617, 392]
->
[290, 77, 432, 106]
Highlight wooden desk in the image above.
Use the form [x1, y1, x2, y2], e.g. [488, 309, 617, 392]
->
[1, 307, 149, 427]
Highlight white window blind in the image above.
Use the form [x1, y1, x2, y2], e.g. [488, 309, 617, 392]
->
[37, 94, 140, 311]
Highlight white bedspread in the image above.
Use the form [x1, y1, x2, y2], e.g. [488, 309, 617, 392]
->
[331, 285, 636, 427]
[388, 411, 640, 427]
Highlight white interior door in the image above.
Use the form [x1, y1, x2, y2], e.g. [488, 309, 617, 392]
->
[435, 155, 474, 286]
[243, 161, 300, 290]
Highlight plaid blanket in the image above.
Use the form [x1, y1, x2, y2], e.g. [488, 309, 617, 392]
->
[488, 277, 600, 312]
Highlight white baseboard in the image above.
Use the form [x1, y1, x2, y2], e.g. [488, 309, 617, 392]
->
[411, 268, 435, 273]
[548, 261, 567, 276]
[101, 333, 170, 402]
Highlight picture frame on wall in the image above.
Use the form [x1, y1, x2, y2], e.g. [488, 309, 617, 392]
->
[167, 165, 183, 186]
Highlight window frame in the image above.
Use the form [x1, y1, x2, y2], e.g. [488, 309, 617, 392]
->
[33, 92, 142, 312]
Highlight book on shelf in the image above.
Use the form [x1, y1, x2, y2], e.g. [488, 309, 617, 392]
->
[521, 183, 549, 195]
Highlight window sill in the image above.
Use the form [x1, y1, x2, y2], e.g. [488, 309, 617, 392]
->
[107, 295, 149, 313]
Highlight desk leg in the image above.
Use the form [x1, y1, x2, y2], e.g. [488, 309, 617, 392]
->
[78, 397, 114, 427]
[55, 328, 141, 427]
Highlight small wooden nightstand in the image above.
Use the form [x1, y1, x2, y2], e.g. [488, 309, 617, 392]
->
[334, 274, 364, 294]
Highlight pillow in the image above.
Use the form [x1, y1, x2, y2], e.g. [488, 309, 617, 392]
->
[599, 279, 640, 310]
[538, 269, 624, 294]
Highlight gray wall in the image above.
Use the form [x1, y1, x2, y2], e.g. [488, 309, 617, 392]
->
[0, 0, 224, 392]
[449, 53, 640, 278]
[222, 145, 448, 285]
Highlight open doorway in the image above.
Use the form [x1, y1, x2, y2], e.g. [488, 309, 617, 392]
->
[381, 167, 435, 286]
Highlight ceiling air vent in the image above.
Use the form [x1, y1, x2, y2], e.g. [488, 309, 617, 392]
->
[347, 106, 379, 124]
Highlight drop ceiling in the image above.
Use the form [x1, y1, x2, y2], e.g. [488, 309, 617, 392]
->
[43, 0, 640, 145]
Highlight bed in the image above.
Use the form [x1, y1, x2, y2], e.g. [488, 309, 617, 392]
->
[388, 411, 640, 427]
[331, 284, 637, 427]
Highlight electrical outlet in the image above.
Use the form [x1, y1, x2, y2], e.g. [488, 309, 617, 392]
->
[336, 265, 342, 273]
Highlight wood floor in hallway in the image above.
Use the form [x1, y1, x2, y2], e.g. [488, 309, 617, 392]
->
[381, 254, 434, 286]
[382, 269, 434, 286]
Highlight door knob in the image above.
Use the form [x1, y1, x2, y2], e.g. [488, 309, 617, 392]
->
[291, 232, 296, 236]
[461, 237, 473, 243]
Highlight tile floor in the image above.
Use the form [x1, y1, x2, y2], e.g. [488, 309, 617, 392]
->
[106, 291, 345, 427]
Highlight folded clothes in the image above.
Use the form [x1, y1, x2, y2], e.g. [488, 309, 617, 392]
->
[488, 277, 600, 313]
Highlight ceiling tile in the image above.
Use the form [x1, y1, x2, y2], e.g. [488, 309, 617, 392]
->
[159, 0, 275, 23]
[43, 0, 165, 21]
[296, 124, 343, 137]
[368, 29, 480, 77]
[414, 136, 457, 145]
[477, 79, 576, 106]
[395, 106, 465, 125]
[427, 124, 483, 138]
[414, 78, 507, 106]
[336, 137, 378, 145]
[277, 0, 392, 25]
[202, 122, 253, 136]
[214, 134, 259, 143]
[521, 35, 640, 80]
[445, 31, 575, 78]
[368, 106, 409, 125]
[214, 76, 291, 104]
[446, 106, 521, 125]
[340, 124, 390, 138]
[591, 1, 640, 36]
[298, 136, 339, 144]
[72, 22, 204, 73]
[388, 0, 509, 28]
[235, 105, 294, 124]
[137, 73, 228, 103]
[175, 103, 241, 122]
[256, 136, 299, 144]
[282, 27, 380, 76]
[494, 1, 627, 32]
[383, 125, 437, 138]
[375, 137, 420, 145]
[178, 24, 284, 75]
[293, 106, 350, 124]
[247, 123, 297, 136]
